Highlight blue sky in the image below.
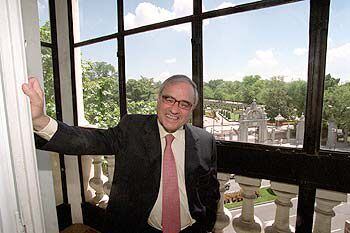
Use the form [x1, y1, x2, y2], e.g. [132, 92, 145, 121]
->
[38, 0, 350, 83]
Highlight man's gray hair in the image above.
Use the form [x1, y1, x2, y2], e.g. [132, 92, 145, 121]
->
[158, 75, 199, 108]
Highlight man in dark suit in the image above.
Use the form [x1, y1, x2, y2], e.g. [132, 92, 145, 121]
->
[23, 75, 220, 233]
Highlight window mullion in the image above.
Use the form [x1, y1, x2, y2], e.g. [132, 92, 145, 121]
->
[117, 0, 127, 117]
[192, 0, 203, 127]
[303, 0, 330, 155]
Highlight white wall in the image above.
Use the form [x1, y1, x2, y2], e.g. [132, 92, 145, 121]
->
[20, 0, 59, 232]
[0, 0, 46, 232]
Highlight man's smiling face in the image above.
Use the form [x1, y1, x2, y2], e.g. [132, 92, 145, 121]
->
[157, 81, 195, 133]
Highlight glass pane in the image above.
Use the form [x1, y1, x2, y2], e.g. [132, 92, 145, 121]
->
[203, 2, 309, 147]
[75, 40, 119, 128]
[75, 0, 117, 42]
[203, 0, 258, 12]
[125, 25, 191, 114]
[41, 46, 56, 118]
[321, 1, 350, 152]
[38, 0, 51, 43]
[124, 1, 192, 30]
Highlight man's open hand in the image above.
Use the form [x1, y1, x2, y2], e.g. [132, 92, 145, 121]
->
[22, 77, 50, 130]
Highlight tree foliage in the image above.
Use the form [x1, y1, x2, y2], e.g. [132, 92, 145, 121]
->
[323, 74, 350, 130]
[40, 22, 55, 118]
[82, 69, 120, 128]
[259, 76, 292, 119]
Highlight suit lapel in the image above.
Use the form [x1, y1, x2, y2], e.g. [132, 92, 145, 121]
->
[184, 124, 200, 188]
[142, 115, 162, 193]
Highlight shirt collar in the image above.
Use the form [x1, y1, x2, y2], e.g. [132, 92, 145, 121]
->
[157, 120, 185, 140]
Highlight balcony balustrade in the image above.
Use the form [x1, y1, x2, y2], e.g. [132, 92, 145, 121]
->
[53, 156, 348, 233]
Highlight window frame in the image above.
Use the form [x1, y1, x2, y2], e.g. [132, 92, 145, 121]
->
[61, 0, 350, 232]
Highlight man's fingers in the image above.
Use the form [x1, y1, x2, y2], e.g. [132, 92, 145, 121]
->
[22, 83, 32, 96]
[28, 77, 44, 98]
[22, 83, 42, 103]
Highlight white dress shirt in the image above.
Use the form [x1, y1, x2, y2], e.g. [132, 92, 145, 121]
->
[148, 121, 195, 230]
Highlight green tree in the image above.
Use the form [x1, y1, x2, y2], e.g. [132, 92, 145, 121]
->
[126, 76, 158, 102]
[260, 76, 292, 120]
[238, 75, 265, 104]
[82, 60, 117, 80]
[40, 21, 51, 42]
[203, 84, 214, 99]
[323, 82, 350, 130]
[286, 80, 307, 116]
[40, 22, 56, 118]
[206, 79, 225, 90]
[128, 100, 157, 115]
[82, 70, 120, 128]
[324, 73, 340, 91]
[216, 81, 242, 101]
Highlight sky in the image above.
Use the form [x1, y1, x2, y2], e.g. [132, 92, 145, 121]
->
[38, 0, 350, 83]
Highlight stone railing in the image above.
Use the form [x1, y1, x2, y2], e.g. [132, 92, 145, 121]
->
[82, 158, 233, 230]
[219, 175, 347, 233]
[83, 155, 114, 208]
[82, 159, 348, 233]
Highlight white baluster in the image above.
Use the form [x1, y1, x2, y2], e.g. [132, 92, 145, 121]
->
[100, 155, 115, 209]
[313, 190, 347, 233]
[103, 155, 115, 196]
[88, 155, 105, 205]
[213, 173, 232, 233]
[265, 182, 298, 233]
[232, 176, 263, 233]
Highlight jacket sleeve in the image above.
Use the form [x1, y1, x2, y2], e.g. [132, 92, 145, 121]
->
[35, 117, 127, 155]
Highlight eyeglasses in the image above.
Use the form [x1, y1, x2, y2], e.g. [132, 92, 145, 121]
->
[161, 95, 193, 110]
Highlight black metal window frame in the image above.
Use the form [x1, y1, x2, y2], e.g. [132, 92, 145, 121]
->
[38, 0, 350, 232]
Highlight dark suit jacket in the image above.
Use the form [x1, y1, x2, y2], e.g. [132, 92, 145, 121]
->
[35, 114, 220, 233]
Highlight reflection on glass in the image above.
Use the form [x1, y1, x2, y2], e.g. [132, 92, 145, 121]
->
[41, 47, 56, 118]
[203, 2, 309, 147]
[38, 0, 51, 43]
[125, 26, 191, 114]
[75, 0, 117, 42]
[76, 40, 119, 128]
[321, 1, 350, 152]
[124, 1, 192, 30]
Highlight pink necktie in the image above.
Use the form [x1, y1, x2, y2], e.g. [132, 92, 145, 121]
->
[162, 134, 181, 233]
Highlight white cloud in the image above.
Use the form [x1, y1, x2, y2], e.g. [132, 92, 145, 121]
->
[173, 0, 193, 16]
[165, 58, 177, 64]
[248, 49, 278, 67]
[124, 0, 194, 33]
[124, 3, 175, 29]
[245, 49, 309, 81]
[38, 0, 46, 10]
[215, 2, 236, 10]
[205, 47, 309, 82]
[327, 43, 350, 63]
[124, 0, 218, 33]
[326, 43, 350, 82]
[37, 0, 49, 19]
[293, 48, 308, 56]
[158, 71, 171, 81]
[172, 24, 191, 34]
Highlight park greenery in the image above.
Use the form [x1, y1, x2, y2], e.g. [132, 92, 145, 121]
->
[224, 187, 277, 210]
[40, 22, 350, 132]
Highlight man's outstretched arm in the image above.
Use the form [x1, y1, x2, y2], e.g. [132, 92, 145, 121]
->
[22, 77, 118, 155]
